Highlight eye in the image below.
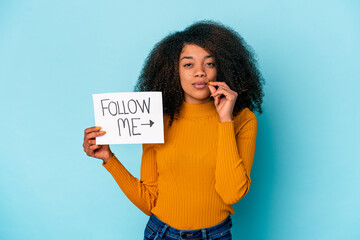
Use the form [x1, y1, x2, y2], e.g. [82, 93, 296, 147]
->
[183, 63, 192, 67]
[206, 62, 216, 67]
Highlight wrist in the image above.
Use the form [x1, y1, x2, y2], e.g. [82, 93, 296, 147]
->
[102, 152, 114, 164]
[219, 116, 233, 122]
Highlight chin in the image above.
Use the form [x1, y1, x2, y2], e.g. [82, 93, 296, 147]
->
[196, 96, 212, 103]
[184, 90, 211, 103]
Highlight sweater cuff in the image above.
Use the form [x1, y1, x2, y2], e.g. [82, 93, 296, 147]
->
[217, 120, 239, 162]
[218, 120, 235, 136]
[102, 154, 122, 172]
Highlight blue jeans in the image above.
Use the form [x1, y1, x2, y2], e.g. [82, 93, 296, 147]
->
[144, 214, 232, 240]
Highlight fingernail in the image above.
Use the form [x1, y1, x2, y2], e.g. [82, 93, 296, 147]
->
[99, 131, 106, 134]
[95, 126, 101, 130]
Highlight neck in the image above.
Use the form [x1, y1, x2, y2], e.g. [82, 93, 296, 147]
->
[179, 100, 218, 118]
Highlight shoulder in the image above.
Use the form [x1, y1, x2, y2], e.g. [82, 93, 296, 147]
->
[233, 108, 257, 134]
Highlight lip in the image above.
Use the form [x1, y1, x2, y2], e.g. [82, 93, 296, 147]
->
[192, 81, 208, 89]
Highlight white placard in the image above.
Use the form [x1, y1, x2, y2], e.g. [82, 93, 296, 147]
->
[93, 92, 164, 144]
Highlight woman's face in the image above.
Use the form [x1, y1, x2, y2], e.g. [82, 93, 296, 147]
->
[179, 44, 217, 104]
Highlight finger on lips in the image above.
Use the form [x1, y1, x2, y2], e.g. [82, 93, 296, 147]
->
[208, 81, 230, 88]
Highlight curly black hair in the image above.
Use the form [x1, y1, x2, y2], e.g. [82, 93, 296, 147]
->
[135, 20, 264, 125]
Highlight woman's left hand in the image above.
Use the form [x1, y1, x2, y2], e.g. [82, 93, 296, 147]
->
[208, 82, 238, 122]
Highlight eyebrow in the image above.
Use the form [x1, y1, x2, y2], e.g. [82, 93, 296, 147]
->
[180, 55, 213, 61]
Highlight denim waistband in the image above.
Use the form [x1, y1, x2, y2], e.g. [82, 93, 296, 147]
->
[146, 214, 232, 239]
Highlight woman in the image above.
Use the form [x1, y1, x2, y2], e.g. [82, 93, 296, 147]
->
[83, 21, 264, 240]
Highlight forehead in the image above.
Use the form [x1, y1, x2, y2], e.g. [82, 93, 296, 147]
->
[180, 44, 212, 57]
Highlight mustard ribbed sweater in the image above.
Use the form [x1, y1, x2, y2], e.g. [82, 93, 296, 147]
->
[103, 100, 257, 230]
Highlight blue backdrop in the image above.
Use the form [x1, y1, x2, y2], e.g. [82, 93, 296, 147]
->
[1, 0, 359, 239]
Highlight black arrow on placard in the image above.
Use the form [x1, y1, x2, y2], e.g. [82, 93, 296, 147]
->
[141, 120, 154, 127]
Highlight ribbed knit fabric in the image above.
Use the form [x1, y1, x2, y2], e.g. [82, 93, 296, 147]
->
[103, 100, 257, 230]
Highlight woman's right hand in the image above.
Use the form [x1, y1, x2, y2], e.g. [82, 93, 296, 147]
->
[83, 126, 113, 164]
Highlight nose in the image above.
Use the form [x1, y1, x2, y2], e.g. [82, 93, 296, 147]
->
[194, 66, 206, 78]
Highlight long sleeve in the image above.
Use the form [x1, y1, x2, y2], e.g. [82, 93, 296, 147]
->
[101, 101, 258, 230]
[215, 111, 257, 205]
[102, 144, 158, 215]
